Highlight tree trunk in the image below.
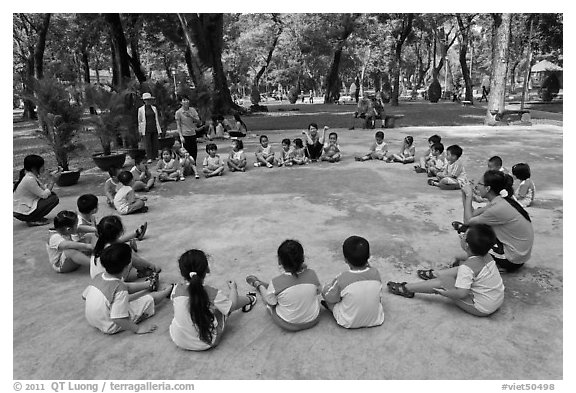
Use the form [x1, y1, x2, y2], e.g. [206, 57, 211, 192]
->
[33, 13, 51, 80]
[485, 13, 512, 124]
[325, 46, 344, 103]
[103, 13, 132, 89]
[324, 14, 357, 104]
[456, 14, 474, 103]
[177, 13, 244, 116]
[391, 14, 413, 106]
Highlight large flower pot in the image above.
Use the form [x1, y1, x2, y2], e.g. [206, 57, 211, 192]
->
[92, 152, 126, 171]
[158, 136, 175, 150]
[56, 169, 81, 187]
[124, 148, 147, 160]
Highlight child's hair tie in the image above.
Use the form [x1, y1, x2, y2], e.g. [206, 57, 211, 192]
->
[499, 189, 509, 198]
[189, 272, 197, 278]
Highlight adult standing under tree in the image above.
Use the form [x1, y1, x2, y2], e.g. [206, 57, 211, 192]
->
[138, 92, 162, 163]
[13, 154, 60, 227]
[175, 96, 204, 163]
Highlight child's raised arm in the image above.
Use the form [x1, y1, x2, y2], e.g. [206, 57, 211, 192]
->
[319, 126, 329, 144]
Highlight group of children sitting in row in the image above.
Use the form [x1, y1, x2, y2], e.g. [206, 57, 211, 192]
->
[45, 189, 509, 349]
[410, 133, 535, 206]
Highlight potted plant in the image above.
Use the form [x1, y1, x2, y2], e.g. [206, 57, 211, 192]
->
[84, 85, 126, 171]
[31, 78, 85, 187]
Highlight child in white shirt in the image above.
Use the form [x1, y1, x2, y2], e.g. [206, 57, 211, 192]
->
[512, 163, 535, 207]
[202, 143, 225, 177]
[114, 171, 148, 215]
[355, 131, 388, 161]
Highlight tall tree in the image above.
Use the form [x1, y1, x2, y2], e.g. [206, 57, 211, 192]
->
[389, 13, 414, 106]
[13, 13, 52, 119]
[103, 13, 132, 89]
[456, 13, 477, 102]
[177, 13, 242, 116]
[485, 13, 512, 124]
[324, 13, 360, 103]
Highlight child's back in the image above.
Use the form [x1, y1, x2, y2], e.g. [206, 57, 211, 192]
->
[83, 272, 136, 334]
[113, 184, 134, 214]
[266, 268, 320, 324]
[323, 266, 384, 328]
[170, 282, 231, 351]
[456, 254, 504, 315]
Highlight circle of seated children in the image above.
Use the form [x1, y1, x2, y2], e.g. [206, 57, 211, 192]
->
[33, 127, 538, 351]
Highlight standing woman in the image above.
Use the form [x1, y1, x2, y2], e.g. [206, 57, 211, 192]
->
[13, 154, 60, 226]
[459, 170, 534, 272]
[138, 92, 162, 163]
[175, 96, 202, 162]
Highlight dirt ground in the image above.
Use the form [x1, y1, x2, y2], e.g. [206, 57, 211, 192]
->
[12, 124, 563, 380]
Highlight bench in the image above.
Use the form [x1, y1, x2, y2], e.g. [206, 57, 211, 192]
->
[490, 109, 531, 123]
[461, 100, 473, 106]
[375, 114, 405, 128]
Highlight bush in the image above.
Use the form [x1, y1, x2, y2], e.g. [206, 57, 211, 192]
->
[428, 78, 442, 103]
[31, 78, 84, 171]
[540, 73, 560, 102]
[288, 86, 299, 104]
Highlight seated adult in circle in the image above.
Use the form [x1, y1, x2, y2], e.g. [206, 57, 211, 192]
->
[453, 170, 534, 273]
[301, 122, 327, 161]
[13, 154, 60, 227]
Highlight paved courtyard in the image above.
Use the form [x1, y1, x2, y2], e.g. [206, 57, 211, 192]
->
[12, 124, 563, 380]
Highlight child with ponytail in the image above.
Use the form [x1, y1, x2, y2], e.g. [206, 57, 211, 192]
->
[169, 249, 257, 351]
[453, 170, 534, 272]
[92, 215, 161, 292]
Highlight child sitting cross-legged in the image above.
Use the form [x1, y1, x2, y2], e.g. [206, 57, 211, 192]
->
[387, 224, 505, 317]
[278, 138, 295, 167]
[246, 240, 321, 332]
[427, 144, 467, 190]
[512, 163, 535, 208]
[83, 243, 172, 335]
[169, 249, 257, 351]
[355, 131, 388, 161]
[104, 166, 122, 208]
[390, 136, 416, 164]
[130, 156, 156, 191]
[172, 140, 200, 179]
[254, 135, 276, 168]
[157, 147, 183, 182]
[320, 132, 342, 163]
[114, 171, 148, 215]
[46, 210, 93, 273]
[74, 194, 147, 250]
[227, 139, 247, 172]
[291, 138, 309, 165]
[202, 143, 225, 177]
[321, 236, 385, 328]
[414, 134, 442, 173]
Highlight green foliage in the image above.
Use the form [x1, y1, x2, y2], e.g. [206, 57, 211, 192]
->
[428, 78, 442, 103]
[31, 78, 85, 171]
[287, 86, 299, 104]
[148, 80, 178, 134]
[540, 73, 560, 102]
[84, 84, 129, 155]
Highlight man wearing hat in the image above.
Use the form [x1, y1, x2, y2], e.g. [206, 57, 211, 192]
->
[138, 92, 162, 163]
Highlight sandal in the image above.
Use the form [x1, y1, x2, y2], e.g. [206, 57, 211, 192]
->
[386, 281, 415, 298]
[242, 292, 257, 313]
[417, 269, 436, 280]
[136, 222, 148, 241]
[246, 275, 263, 289]
[146, 271, 160, 292]
[451, 221, 468, 233]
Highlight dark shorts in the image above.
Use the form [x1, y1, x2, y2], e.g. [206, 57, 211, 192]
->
[305, 141, 323, 160]
[489, 239, 524, 272]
